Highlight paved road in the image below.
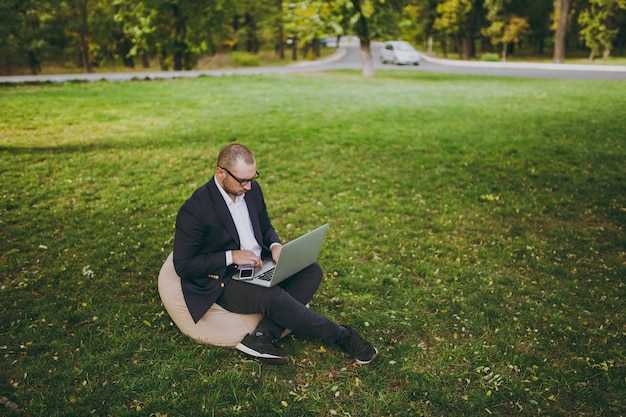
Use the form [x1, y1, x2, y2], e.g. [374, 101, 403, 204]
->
[1, 37, 625, 83]
[385, 52, 626, 81]
[332, 37, 626, 80]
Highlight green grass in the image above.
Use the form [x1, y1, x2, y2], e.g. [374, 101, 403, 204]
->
[1, 70, 625, 416]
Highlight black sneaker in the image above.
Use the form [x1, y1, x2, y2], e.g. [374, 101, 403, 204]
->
[336, 326, 378, 364]
[235, 334, 289, 365]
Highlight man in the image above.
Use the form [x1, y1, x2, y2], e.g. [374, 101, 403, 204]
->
[173, 143, 377, 365]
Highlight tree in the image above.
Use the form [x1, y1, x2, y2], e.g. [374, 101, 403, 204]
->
[433, 0, 473, 59]
[350, 0, 375, 76]
[89, 0, 129, 68]
[525, 0, 553, 55]
[553, 0, 571, 63]
[399, 0, 440, 55]
[282, 0, 331, 60]
[482, 0, 530, 61]
[275, 0, 285, 58]
[578, 0, 626, 59]
[201, 0, 237, 56]
[335, 0, 406, 77]
[283, 1, 308, 60]
[145, 0, 227, 71]
[113, 0, 157, 68]
[1, 0, 25, 73]
[0, 0, 53, 74]
[3, 0, 625, 75]
[60, 0, 96, 72]
[327, 0, 353, 46]
[232, 0, 274, 54]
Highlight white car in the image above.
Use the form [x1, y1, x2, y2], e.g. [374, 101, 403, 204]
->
[380, 41, 421, 65]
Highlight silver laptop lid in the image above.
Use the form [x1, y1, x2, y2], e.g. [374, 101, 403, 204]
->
[269, 223, 328, 283]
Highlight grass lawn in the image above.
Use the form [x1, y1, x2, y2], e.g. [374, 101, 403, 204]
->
[1, 70, 625, 416]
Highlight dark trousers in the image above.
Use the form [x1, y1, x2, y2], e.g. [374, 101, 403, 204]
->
[216, 263, 343, 345]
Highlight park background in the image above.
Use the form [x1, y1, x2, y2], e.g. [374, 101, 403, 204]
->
[2, 0, 626, 77]
[2, 1, 626, 416]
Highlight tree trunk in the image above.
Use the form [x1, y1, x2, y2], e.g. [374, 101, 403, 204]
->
[553, 0, 570, 63]
[301, 42, 309, 59]
[481, 36, 491, 53]
[123, 56, 134, 68]
[535, 37, 544, 55]
[160, 49, 168, 70]
[501, 42, 508, 61]
[79, 33, 91, 73]
[352, 0, 374, 77]
[359, 37, 374, 77]
[174, 50, 183, 71]
[277, 30, 285, 59]
[79, 0, 91, 73]
[27, 51, 41, 75]
[276, 0, 284, 59]
[464, 15, 476, 59]
[245, 13, 258, 53]
[172, 4, 186, 71]
[454, 34, 463, 59]
[462, 36, 472, 60]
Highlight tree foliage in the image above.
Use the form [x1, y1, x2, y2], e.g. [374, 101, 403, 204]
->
[578, 0, 626, 59]
[283, 1, 334, 59]
[433, 0, 473, 58]
[482, 0, 530, 61]
[1, 0, 626, 75]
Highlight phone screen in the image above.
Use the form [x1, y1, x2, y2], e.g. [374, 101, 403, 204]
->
[239, 268, 254, 280]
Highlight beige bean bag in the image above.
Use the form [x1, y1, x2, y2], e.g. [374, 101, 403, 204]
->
[158, 252, 263, 347]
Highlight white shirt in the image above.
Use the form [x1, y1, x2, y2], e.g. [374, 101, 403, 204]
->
[215, 176, 262, 265]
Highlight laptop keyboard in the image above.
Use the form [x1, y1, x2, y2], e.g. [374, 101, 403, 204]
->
[257, 268, 275, 281]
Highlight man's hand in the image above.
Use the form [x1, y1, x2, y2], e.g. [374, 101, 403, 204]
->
[232, 250, 263, 268]
[271, 244, 282, 264]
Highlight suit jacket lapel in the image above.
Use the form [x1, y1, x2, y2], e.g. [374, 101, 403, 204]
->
[206, 178, 240, 247]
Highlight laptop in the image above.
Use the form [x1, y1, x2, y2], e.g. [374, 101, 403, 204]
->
[233, 223, 328, 287]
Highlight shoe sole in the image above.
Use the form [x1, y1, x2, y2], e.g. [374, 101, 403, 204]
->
[235, 342, 289, 365]
[355, 347, 378, 365]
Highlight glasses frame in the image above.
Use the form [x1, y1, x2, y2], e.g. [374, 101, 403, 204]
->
[219, 166, 260, 186]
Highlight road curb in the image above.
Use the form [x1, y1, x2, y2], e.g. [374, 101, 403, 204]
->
[287, 48, 348, 68]
[420, 53, 626, 73]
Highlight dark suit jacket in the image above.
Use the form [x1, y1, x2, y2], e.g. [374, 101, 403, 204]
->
[173, 177, 280, 323]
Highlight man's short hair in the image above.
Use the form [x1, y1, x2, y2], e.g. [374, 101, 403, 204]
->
[217, 144, 255, 169]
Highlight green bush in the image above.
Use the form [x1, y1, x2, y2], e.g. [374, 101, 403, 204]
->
[232, 52, 260, 67]
[481, 52, 500, 61]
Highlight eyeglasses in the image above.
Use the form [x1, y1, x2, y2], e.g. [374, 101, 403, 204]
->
[219, 166, 260, 186]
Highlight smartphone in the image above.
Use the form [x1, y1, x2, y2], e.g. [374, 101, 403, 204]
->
[238, 267, 254, 280]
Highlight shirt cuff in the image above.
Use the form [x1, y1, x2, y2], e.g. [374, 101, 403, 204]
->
[270, 242, 282, 250]
[225, 250, 233, 266]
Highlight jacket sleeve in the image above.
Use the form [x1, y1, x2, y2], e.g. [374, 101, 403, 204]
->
[172, 200, 233, 281]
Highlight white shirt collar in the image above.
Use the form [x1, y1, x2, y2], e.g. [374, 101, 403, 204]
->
[214, 175, 245, 206]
